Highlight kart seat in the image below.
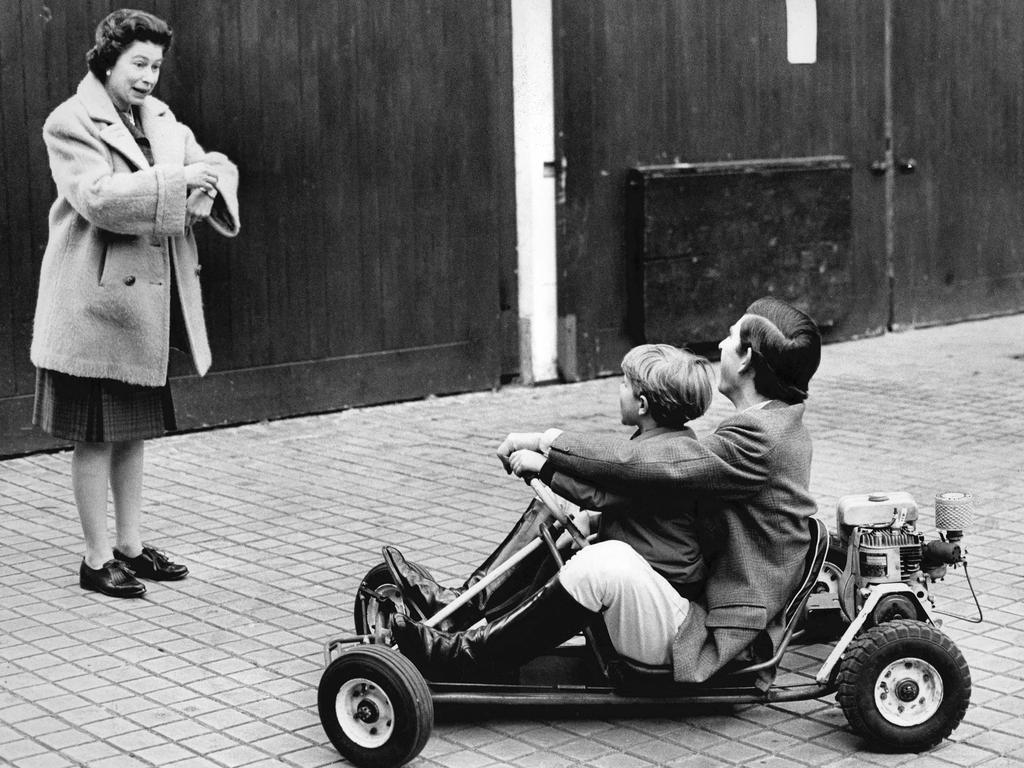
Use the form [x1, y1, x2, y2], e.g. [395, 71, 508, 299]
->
[603, 517, 829, 688]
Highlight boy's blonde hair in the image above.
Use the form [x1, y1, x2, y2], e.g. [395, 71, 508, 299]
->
[621, 344, 713, 427]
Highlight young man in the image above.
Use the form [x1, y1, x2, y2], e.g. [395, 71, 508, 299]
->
[392, 297, 821, 685]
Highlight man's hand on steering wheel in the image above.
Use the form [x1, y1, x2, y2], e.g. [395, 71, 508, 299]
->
[497, 429, 564, 473]
[508, 449, 547, 479]
[497, 432, 544, 473]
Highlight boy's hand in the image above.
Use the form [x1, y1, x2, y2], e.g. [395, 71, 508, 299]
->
[497, 432, 544, 472]
[508, 449, 546, 478]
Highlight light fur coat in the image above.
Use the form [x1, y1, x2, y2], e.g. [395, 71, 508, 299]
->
[31, 73, 239, 386]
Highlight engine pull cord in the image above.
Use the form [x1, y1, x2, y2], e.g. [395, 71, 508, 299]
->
[930, 561, 984, 624]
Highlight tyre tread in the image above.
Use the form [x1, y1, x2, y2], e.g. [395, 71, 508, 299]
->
[318, 644, 434, 768]
[837, 619, 970, 751]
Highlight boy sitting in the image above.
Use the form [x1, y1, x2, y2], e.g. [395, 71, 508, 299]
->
[511, 343, 714, 599]
[384, 343, 713, 633]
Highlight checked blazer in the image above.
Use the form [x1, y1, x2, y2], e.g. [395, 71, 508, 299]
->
[545, 401, 816, 685]
[541, 425, 708, 591]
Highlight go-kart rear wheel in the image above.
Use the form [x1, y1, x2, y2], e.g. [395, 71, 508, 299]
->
[318, 645, 434, 768]
[354, 561, 434, 635]
[837, 619, 970, 752]
[798, 534, 850, 642]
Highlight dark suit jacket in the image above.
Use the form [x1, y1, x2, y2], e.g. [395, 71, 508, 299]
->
[546, 401, 815, 684]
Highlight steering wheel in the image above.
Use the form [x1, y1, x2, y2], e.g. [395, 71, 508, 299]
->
[528, 478, 590, 550]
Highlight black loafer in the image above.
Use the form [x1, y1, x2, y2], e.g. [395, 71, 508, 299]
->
[113, 545, 189, 581]
[80, 559, 147, 598]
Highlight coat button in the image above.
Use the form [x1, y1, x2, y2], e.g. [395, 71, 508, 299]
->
[124, 275, 136, 286]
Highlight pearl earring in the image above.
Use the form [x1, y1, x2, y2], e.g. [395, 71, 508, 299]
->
[106, 69, 111, 76]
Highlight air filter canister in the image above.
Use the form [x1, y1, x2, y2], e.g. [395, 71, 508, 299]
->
[935, 491, 974, 533]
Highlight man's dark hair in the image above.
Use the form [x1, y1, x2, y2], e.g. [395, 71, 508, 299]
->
[86, 9, 173, 82]
[739, 297, 821, 404]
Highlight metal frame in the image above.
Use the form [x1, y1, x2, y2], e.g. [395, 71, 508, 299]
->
[322, 509, 843, 708]
[815, 582, 933, 684]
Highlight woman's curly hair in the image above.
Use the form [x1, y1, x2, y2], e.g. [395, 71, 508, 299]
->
[86, 9, 173, 82]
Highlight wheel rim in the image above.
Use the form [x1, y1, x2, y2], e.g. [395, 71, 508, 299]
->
[337, 677, 395, 748]
[816, 561, 842, 599]
[874, 656, 944, 726]
[364, 583, 406, 633]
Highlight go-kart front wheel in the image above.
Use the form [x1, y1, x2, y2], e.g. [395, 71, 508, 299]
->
[837, 619, 971, 752]
[318, 645, 434, 768]
[354, 561, 434, 635]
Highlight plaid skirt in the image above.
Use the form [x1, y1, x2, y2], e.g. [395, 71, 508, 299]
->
[33, 368, 176, 443]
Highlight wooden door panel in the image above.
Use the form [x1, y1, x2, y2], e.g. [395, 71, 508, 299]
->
[891, 1, 1024, 326]
[0, 0, 515, 456]
[554, 0, 888, 379]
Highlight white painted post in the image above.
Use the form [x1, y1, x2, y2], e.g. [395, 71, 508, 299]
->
[511, 0, 559, 384]
[786, 0, 818, 64]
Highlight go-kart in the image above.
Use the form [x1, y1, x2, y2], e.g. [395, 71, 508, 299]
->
[317, 481, 975, 768]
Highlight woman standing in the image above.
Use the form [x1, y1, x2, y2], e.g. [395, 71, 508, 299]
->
[31, 9, 240, 598]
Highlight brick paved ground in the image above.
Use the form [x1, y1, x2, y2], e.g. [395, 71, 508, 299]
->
[2, 313, 1023, 768]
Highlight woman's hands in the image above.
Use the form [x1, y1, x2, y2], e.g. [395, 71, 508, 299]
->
[184, 161, 218, 228]
[184, 161, 218, 193]
[185, 188, 214, 228]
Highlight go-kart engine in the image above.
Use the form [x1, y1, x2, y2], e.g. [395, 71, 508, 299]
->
[835, 491, 973, 621]
[839, 492, 924, 589]
[855, 528, 924, 585]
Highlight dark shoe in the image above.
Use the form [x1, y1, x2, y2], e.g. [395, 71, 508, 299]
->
[80, 559, 147, 598]
[113, 545, 188, 581]
[391, 575, 599, 681]
[382, 546, 466, 627]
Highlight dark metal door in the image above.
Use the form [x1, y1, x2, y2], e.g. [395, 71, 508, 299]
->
[889, 0, 1024, 327]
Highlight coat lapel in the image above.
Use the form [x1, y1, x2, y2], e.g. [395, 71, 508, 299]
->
[140, 99, 184, 166]
[75, 73, 181, 169]
[97, 122, 150, 170]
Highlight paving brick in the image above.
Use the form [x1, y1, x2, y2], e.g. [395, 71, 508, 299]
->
[14, 753, 74, 768]
[247, 732, 310, 756]
[131, 742, 199, 765]
[57, 740, 122, 765]
[163, 758, 226, 768]
[276, 744, 340, 767]
[87, 755, 150, 768]
[206, 744, 277, 767]
[0, 739, 48, 761]
[179, 731, 240, 755]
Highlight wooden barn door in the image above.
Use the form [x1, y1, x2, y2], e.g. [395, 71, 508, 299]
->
[551, 0, 1024, 381]
[0, 1, 516, 456]
[551, 1, 889, 380]
[889, 1, 1024, 327]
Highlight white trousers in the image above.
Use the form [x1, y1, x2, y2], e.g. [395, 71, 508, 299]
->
[559, 539, 689, 666]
